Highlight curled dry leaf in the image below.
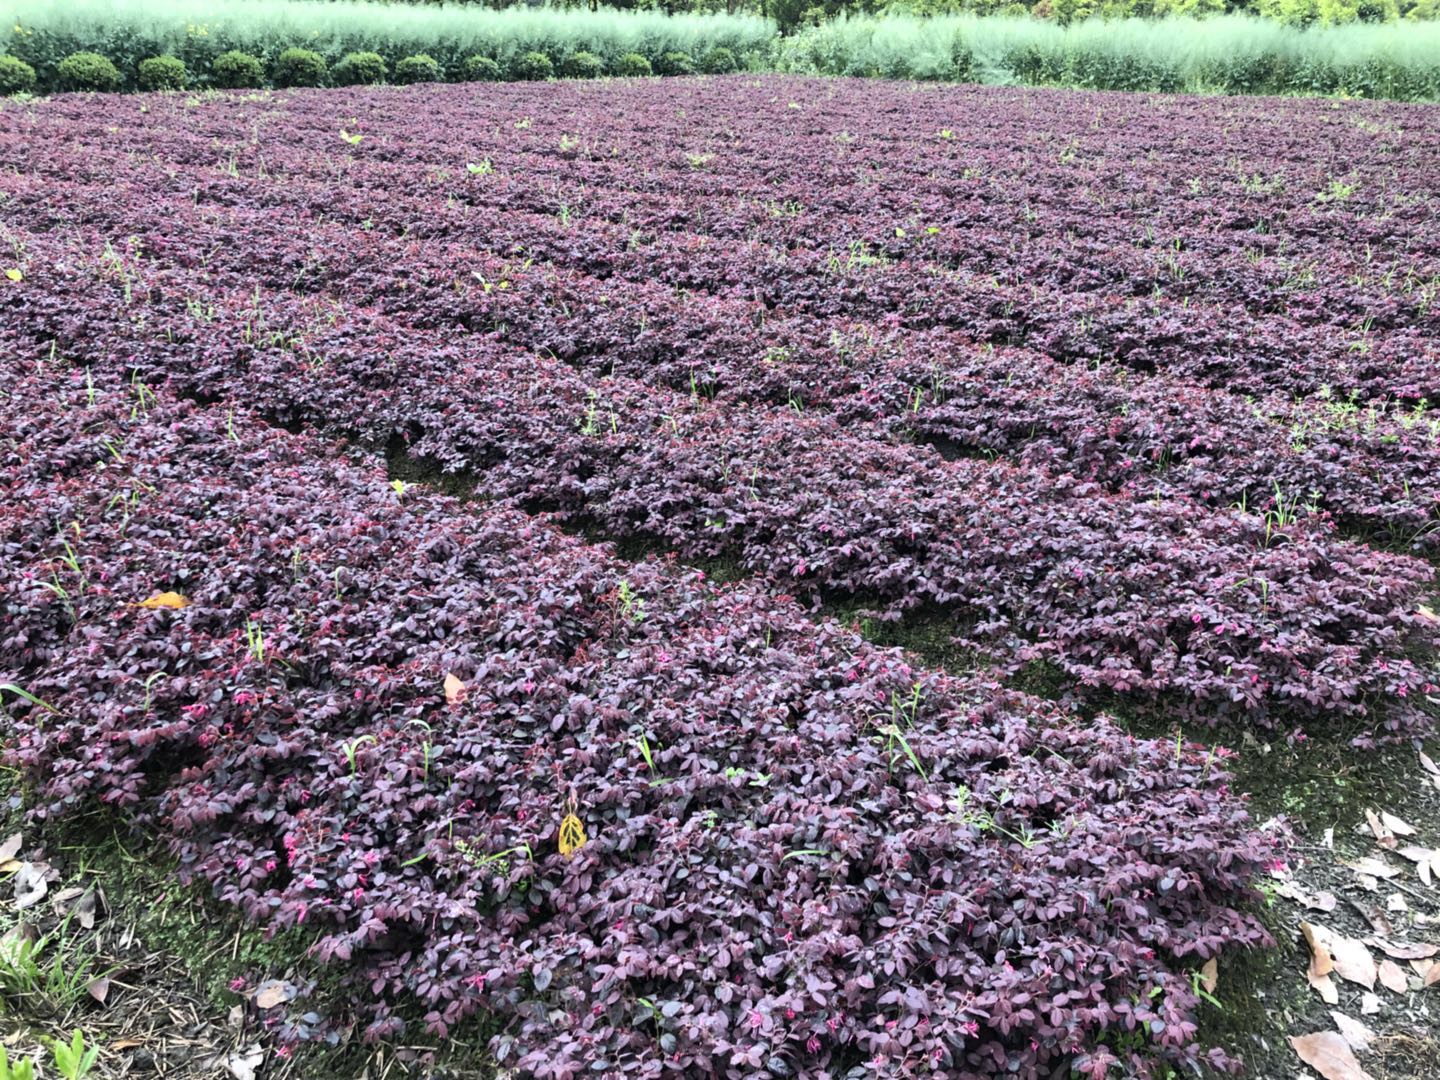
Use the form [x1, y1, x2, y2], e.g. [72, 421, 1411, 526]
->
[443, 672, 466, 706]
[1289, 1031, 1376, 1080]
[0, 832, 22, 864]
[86, 975, 110, 1004]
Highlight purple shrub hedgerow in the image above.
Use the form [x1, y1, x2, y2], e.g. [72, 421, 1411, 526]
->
[5, 259, 1435, 740]
[0, 365, 1280, 1077]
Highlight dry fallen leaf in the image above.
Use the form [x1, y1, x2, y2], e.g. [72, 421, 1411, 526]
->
[1331, 936, 1378, 991]
[1310, 971, 1341, 1004]
[1385, 894, 1408, 913]
[1379, 812, 1416, 837]
[1200, 956, 1218, 995]
[1364, 937, 1437, 961]
[1420, 749, 1440, 777]
[87, 976, 110, 1004]
[0, 833, 21, 864]
[70, 889, 97, 931]
[1345, 858, 1400, 880]
[1277, 881, 1338, 912]
[1427, 964, 1440, 990]
[252, 979, 296, 1010]
[1378, 959, 1407, 995]
[1289, 1031, 1376, 1080]
[1409, 959, 1433, 979]
[1302, 922, 1337, 978]
[13, 863, 47, 910]
[443, 672, 466, 706]
[112, 1040, 143, 1051]
[135, 591, 190, 610]
[1360, 992, 1381, 1015]
[225, 1043, 265, 1080]
[1329, 1010, 1377, 1054]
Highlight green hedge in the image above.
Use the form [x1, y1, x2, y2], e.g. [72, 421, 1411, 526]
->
[774, 13, 1440, 97]
[1, 0, 1435, 99]
[0, 0, 774, 93]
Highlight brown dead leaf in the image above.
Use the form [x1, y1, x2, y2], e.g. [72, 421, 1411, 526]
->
[112, 1041, 143, 1051]
[1331, 936, 1377, 990]
[1329, 1011, 1377, 1054]
[1427, 964, 1440, 990]
[1378, 960, 1407, 995]
[0, 833, 21, 864]
[1420, 749, 1440, 777]
[252, 979, 296, 1009]
[135, 591, 190, 610]
[1345, 857, 1400, 880]
[70, 889, 97, 931]
[1360, 992, 1381, 1015]
[1277, 881, 1338, 911]
[1364, 937, 1437, 961]
[1351, 902, 1394, 936]
[1419, 604, 1439, 624]
[1364, 809, 1389, 844]
[1289, 1031, 1376, 1080]
[1200, 956, 1218, 995]
[443, 672, 466, 706]
[87, 976, 110, 1004]
[1302, 922, 1337, 978]
[1310, 971, 1340, 1004]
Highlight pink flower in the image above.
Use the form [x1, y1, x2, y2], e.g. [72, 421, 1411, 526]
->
[229, 977, 247, 992]
[264, 859, 277, 873]
[806, 1036, 820, 1054]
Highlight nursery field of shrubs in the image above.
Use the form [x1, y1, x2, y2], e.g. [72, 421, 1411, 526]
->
[0, 71, 1438, 1077]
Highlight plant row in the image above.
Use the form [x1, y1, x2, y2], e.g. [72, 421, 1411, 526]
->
[2, 84, 1434, 552]
[6, 248, 1435, 742]
[6, 82, 1432, 406]
[0, 360, 1280, 1076]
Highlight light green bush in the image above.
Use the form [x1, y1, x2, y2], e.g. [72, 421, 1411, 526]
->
[615, 52, 653, 77]
[394, 53, 440, 84]
[462, 55, 502, 81]
[562, 50, 604, 79]
[211, 49, 264, 88]
[57, 50, 120, 91]
[333, 50, 387, 85]
[138, 54, 186, 89]
[273, 46, 326, 87]
[0, 54, 36, 94]
[511, 50, 554, 81]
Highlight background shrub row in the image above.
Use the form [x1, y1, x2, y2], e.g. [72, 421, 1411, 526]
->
[0, 0, 1437, 98]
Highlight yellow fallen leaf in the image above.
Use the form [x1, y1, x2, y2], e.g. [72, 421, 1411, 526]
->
[558, 812, 587, 859]
[135, 592, 190, 610]
[4, 268, 21, 283]
[1418, 604, 1437, 623]
[443, 673, 466, 706]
